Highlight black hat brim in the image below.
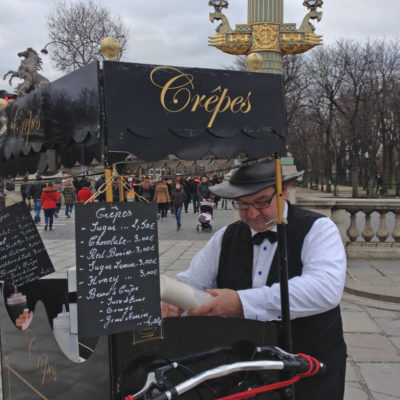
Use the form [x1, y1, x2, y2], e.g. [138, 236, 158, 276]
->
[209, 170, 304, 199]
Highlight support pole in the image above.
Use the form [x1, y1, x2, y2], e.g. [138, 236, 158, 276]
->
[275, 153, 294, 399]
[274, 154, 292, 353]
[105, 166, 113, 203]
[118, 175, 124, 202]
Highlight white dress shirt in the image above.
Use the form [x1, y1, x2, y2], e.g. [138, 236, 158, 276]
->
[176, 203, 346, 321]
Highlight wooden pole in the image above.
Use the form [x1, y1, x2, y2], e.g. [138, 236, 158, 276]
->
[105, 166, 113, 203]
[275, 153, 294, 399]
[118, 175, 124, 202]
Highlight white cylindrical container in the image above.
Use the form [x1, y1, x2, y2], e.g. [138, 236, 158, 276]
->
[53, 305, 80, 362]
[160, 275, 212, 311]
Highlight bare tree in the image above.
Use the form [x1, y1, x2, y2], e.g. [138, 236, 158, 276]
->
[45, 0, 129, 72]
[229, 40, 400, 197]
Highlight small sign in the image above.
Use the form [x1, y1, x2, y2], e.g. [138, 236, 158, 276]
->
[75, 202, 162, 339]
[0, 202, 55, 288]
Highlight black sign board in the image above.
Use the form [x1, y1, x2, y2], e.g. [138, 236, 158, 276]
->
[103, 62, 286, 160]
[0, 202, 55, 288]
[75, 202, 162, 339]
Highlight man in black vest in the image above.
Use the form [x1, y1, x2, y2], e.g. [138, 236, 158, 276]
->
[162, 161, 347, 400]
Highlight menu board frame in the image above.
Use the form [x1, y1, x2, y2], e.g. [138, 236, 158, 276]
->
[0, 201, 55, 289]
[75, 202, 162, 339]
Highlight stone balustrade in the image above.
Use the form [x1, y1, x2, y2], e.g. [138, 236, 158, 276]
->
[296, 197, 400, 259]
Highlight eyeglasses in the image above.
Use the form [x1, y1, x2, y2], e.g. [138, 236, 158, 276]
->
[232, 191, 276, 210]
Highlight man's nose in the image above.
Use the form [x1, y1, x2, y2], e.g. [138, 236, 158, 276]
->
[246, 204, 260, 217]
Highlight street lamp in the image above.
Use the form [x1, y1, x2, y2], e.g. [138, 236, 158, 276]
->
[40, 41, 66, 54]
[303, 0, 323, 10]
[208, 0, 229, 12]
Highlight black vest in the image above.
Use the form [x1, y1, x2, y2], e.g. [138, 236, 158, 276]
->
[217, 203, 345, 356]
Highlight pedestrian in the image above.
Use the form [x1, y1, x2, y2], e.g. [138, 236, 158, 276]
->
[182, 177, 191, 213]
[63, 179, 76, 217]
[20, 173, 31, 211]
[197, 176, 211, 202]
[190, 177, 200, 213]
[162, 161, 347, 400]
[41, 181, 60, 231]
[77, 180, 94, 203]
[94, 175, 106, 202]
[153, 180, 170, 219]
[28, 175, 45, 224]
[54, 178, 62, 217]
[170, 182, 186, 231]
[138, 177, 154, 202]
[376, 173, 384, 196]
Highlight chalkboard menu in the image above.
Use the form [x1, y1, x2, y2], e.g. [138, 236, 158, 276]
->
[75, 202, 162, 339]
[0, 202, 55, 288]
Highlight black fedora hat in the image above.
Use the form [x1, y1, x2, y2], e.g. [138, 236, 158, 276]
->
[209, 161, 303, 199]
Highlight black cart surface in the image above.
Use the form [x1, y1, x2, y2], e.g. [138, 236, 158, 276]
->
[0, 60, 287, 399]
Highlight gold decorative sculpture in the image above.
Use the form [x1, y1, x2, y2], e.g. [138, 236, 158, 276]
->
[208, 0, 323, 73]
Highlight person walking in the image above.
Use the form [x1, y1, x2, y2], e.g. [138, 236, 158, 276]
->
[170, 182, 186, 231]
[94, 175, 106, 202]
[196, 176, 211, 202]
[63, 179, 76, 217]
[153, 180, 170, 219]
[29, 175, 45, 224]
[138, 177, 154, 202]
[77, 180, 94, 203]
[190, 177, 200, 213]
[181, 177, 191, 213]
[163, 161, 347, 400]
[41, 182, 60, 231]
[376, 173, 384, 196]
[20, 174, 31, 211]
[54, 178, 63, 217]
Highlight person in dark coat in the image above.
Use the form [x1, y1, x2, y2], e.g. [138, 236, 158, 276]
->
[20, 174, 31, 210]
[170, 182, 186, 231]
[190, 177, 200, 213]
[138, 177, 154, 202]
[29, 175, 45, 224]
[196, 176, 211, 202]
[181, 177, 191, 213]
[94, 175, 106, 202]
[376, 173, 384, 196]
[162, 161, 347, 400]
[63, 180, 77, 217]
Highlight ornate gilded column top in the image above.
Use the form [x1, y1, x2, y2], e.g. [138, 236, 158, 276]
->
[208, 0, 324, 73]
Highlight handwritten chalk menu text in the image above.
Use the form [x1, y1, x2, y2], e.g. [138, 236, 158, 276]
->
[0, 202, 55, 289]
[75, 202, 162, 338]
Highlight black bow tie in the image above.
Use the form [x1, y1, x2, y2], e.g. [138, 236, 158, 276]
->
[251, 231, 278, 245]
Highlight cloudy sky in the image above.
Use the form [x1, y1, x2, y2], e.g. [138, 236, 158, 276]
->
[1, 0, 398, 92]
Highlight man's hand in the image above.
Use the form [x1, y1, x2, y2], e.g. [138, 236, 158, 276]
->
[161, 302, 184, 318]
[188, 289, 244, 317]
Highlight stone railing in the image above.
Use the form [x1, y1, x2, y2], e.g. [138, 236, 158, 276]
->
[296, 197, 400, 259]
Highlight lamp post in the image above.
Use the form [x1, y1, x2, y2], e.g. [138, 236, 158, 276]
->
[208, 0, 323, 74]
[40, 41, 67, 54]
[208, 4, 325, 395]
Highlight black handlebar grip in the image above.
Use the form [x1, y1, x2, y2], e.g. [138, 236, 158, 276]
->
[152, 387, 178, 400]
[318, 361, 327, 375]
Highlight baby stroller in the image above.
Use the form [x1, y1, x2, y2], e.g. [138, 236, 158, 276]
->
[197, 201, 213, 232]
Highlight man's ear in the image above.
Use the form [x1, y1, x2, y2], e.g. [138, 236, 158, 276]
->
[282, 185, 288, 200]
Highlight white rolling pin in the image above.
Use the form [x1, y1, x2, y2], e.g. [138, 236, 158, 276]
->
[160, 275, 212, 310]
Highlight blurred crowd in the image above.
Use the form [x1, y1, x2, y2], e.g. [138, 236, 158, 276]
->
[19, 173, 230, 232]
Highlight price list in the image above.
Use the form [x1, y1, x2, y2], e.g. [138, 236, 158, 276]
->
[75, 202, 161, 339]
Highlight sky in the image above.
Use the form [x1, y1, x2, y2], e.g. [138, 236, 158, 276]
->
[0, 0, 399, 92]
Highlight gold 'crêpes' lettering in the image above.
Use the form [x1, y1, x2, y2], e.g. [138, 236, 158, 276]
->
[10, 104, 41, 145]
[26, 330, 57, 385]
[150, 66, 252, 128]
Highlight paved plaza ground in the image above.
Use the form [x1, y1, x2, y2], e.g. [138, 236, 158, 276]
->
[1, 200, 399, 399]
